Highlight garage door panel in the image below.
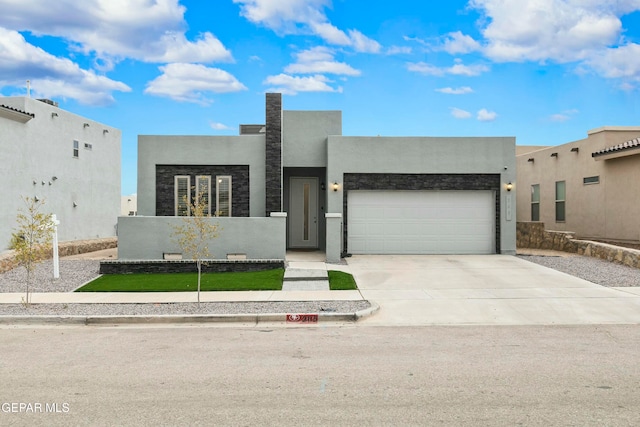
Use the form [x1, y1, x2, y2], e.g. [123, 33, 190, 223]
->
[347, 190, 495, 255]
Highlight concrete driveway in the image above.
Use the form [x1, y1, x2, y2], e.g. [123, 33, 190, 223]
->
[347, 255, 640, 326]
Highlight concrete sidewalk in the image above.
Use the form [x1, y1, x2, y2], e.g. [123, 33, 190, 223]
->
[0, 290, 363, 304]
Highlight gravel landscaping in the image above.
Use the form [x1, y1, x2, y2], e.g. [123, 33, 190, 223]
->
[516, 254, 640, 288]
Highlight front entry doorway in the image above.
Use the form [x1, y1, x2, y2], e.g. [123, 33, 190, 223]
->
[289, 177, 319, 248]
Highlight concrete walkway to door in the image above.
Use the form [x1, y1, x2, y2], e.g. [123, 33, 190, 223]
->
[347, 255, 640, 326]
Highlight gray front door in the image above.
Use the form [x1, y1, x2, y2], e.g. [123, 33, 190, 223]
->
[289, 177, 318, 248]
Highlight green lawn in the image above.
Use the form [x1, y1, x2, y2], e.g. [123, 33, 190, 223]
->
[76, 269, 285, 292]
[75, 268, 359, 292]
[328, 270, 358, 290]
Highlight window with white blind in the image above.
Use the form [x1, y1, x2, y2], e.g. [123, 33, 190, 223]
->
[174, 175, 190, 216]
[195, 175, 211, 216]
[216, 176, 232, 217]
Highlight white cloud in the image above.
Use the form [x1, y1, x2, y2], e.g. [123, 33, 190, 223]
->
[234, 0, 381, 53]
[408, 60, 489, 76]
[263, 73, 342, 95]
[477, 108, 498, 122]
[586, 43, 640, 80]
[442, 31, 481, 54]
[144, 63, 247, 104]
[450, 107, 472, 119]
[0, 0, 232, 67]
[209, 121, 232, 130]
[436, 87, 474, 95]
[550, 109, 579, 122]
[469, 0, 624, 63]
[0, 27, 130, 105]
[284, 46, 360, 76]
[386, 46, 412, 55]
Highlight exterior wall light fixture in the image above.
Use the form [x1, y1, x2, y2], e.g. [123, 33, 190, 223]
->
[83, 123, 90, 128]
[332, 182, 339, 192]
[506, 182, 513, 192]
[550, 152, 558, 157]
[51, 112, 58, 118]
[103, 129, 109, 134]
[570, 147, 579, 153]
[527, 158, 534, 163]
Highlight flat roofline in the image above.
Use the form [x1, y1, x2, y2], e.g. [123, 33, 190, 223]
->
[587, 126, 640, 135]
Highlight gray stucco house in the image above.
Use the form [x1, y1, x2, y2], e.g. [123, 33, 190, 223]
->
[118, 93, 516, 262]
[1, 97, 121, 251]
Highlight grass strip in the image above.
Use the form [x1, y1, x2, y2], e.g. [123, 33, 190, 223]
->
[328, 270, 358, 290]
[76, 269, 284, 292]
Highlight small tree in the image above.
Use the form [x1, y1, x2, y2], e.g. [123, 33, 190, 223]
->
[170, 187, 220, 303]
[9, 196, 54, 305]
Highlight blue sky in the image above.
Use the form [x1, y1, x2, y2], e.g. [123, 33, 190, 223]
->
[1, 0, 640, 195]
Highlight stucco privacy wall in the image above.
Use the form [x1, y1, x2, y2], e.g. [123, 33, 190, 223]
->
[137, 135, 266, 217]
[117, 215, 286, 260]
[326, 136, 517, 255]
[1, 97, 120, 251]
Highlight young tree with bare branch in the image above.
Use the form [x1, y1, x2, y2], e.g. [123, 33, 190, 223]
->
[9, 196, 54, 305]
[170, 187, 220, 303]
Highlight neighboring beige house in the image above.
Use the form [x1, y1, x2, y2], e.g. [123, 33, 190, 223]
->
[516, 126, 640, 244]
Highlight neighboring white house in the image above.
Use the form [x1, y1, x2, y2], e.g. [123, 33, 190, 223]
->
[118, 93, 516, 262]
[0, 97, 121, 251]
[121, 194, 137, 216]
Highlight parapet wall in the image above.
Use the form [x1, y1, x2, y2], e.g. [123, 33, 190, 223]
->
[517, 222, 640, 268]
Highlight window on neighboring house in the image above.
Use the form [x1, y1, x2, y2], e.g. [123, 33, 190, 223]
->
[583, 176, 600, 185]
[216, 176, 232, 217]
[195, 175, 211, 216]
[174, 175, 191, 216]
[555, 181, 566, 222]
[531, 184, 540, 221]
[73, 140, 79, 158]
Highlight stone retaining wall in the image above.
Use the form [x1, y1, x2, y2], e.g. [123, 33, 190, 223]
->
[517, 222, 640, 268]
[0, 237, 117, 273]
[99, 259, 284, 274]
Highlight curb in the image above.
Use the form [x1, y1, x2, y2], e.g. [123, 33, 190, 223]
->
[0, 302, 380, 326]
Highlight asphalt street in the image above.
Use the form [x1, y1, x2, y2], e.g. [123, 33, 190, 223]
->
[1, 324, 639, 426]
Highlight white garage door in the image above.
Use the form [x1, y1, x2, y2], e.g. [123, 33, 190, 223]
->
[347, 190, 495, 254]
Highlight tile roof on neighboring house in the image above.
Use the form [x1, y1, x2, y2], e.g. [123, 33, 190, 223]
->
[0, 104, 35, 118]
[592, 137, 640, 158]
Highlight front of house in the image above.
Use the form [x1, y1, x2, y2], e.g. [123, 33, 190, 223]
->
[118, 93, 516, 262]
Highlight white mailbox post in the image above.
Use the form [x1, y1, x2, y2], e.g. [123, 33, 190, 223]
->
[52, 214, 60, 279]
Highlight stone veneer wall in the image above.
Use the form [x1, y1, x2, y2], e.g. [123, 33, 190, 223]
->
[517, 222, 640, 268]
[343, 173, 502, 254]
[155, 165, 250, 217]
[100, 259, 284, 274]
[0, 237, 117, 273]
[265, 93, 282, 215]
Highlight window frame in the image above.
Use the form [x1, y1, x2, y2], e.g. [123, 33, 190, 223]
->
[215, 175, 232, 217]
[73, 140, 79, 158]
[583, 176, 600, 185]
[174, 175, 191, 216]
[531, 184, 540, 221]
[195, 175, 212, 216]
[555, 181, 566, 222]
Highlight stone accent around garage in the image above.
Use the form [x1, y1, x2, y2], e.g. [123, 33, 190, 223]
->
[517, 222, 640, 268]
[100, 259, 284, 274]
